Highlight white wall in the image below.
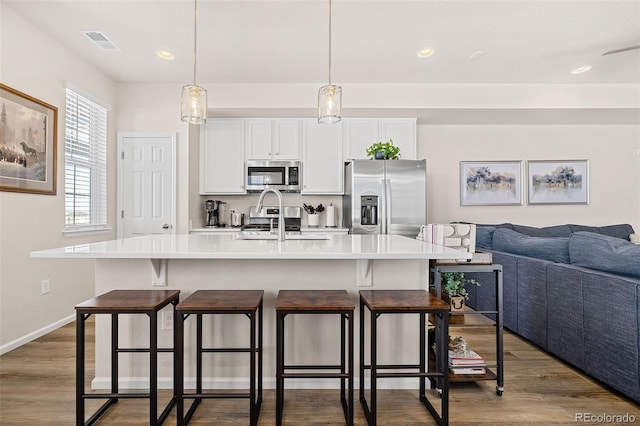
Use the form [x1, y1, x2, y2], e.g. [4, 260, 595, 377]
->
[0, 5, 117, 352]
[419, 125, 640, 231]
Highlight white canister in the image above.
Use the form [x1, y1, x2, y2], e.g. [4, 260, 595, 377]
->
[308, 214, 320, 227]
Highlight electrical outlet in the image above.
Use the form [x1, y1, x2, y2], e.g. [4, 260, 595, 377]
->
[161, 311, 173, 330]
[41, 279, 50, 295]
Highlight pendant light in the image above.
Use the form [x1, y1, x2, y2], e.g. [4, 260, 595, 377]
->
[181, 0, 207, 124]
[318, 0, 341, 124]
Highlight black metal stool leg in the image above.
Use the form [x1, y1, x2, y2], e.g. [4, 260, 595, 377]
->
[370, 309, 377, 426]
[149, 311, 158, 425]
[249, 311, 257, 426]
[76, 312, 85, 426]
[276, 311, 284, 426]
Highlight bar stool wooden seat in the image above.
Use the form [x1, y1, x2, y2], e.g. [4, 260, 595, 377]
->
[359, 290, 450, 426]
[275, 290, 355, 426]
[75, 289, 180, 426]
[175, 290, 263, 426]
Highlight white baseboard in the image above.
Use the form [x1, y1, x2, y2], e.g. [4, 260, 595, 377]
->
[0, 313, 75, 355]
[91, 376, 423, 390]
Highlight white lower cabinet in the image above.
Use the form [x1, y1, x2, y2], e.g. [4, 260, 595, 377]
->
[301, 119, 344, 194]
[200, 119, 246, 194]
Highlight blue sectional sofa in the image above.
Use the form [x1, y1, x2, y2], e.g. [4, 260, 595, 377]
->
[463, 223, 639, 403]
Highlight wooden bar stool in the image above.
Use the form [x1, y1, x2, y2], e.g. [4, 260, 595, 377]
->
[175, 290, 263, 425]
[359, 290, 450, 426]
[275, 290, 355, 426]
[75, 289, 180, 426]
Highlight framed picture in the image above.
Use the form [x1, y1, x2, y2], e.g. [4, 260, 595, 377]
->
[527, 160, 589, 205]
[0, 84, 57, 195]
[460, 161, 523, 206]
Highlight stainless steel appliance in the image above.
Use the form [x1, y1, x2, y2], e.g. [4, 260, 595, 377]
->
[204, 199, 228, 227]
[343, 159, 426, 237]
[242, 206, 302, 235]
[230, 210, 244, 227]
[246, 160, 301, 192]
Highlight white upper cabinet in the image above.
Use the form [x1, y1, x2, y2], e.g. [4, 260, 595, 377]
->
[379, 118, 417, 160]
[245, 119, 300, 160]
[343, 119, 379, 161]
[301, 119, 344, 194]
[343, 118, 417, 160]
[200, 119, 246, 194]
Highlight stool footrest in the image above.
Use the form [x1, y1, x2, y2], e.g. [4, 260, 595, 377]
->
[284, 364, 342, 370]
[201, 347, 256, 353]
[281, 372, 350, 379]
[83, 392, 150, 399]
[362, 363, 422, 370]
[376, 372, 445, 379]
[183, 392, 251, 399]
[115, 347, 173, 353]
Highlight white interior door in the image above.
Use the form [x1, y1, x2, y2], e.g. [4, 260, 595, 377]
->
[117, 133, 176, 238]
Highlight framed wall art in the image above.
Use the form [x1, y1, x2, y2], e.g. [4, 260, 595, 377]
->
[527, 160, 589, 205]
[0, 83, 57, 195]
[460, 161, 523, 206]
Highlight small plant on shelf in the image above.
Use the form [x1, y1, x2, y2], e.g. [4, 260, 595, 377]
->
[441, 272, 480, 301]
[365, 139, 401, 160]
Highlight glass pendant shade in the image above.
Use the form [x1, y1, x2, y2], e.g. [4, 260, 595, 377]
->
[318, 84, 342, 124]
[181, 84, 207, 124]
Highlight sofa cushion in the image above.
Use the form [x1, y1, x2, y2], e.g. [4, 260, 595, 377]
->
[569, 231, 640, 279]
[476, 226, 496, 249]
[512, 224, 572, 237]
[493, 228, 570, 263]
[598, 224, 635, 240]
[569, 224, 634, 240]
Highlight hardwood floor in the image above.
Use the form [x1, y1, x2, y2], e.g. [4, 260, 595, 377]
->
[1, 320, 638, 425]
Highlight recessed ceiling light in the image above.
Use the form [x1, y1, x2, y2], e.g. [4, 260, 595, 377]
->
[571, 65, 592, 75]
[417, 48, 434, 58]
[157, 50, 175, 60]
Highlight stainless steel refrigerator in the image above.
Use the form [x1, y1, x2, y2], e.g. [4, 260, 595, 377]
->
[343, 159, 427, 237]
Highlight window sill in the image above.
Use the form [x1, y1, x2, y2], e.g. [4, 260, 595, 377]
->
[63, 226, 112, 236]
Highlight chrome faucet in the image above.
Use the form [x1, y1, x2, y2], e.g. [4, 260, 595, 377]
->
[256, 188, 285, 242]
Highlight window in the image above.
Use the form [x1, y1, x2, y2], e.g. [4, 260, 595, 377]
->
[64, 89, 107, 231]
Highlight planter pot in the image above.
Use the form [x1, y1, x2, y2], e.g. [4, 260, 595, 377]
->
[307, 214, 320, 227]
[442, 294, 465, 324]
[374, 152, 385, 160]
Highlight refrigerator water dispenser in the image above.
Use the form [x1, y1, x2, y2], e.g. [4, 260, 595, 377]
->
[361, 195, 378, 226]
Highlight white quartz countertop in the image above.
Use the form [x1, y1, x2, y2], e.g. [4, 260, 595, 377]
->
[31, 234, 472, 261]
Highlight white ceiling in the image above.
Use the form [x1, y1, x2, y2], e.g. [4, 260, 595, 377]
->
[4, 0, 640, 86]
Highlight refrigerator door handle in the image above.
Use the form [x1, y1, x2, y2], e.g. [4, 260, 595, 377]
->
[380, 178, 387, 234]
[385, 178, 392, 233]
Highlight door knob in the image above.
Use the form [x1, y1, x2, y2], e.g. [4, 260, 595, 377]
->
[162, 224, 171, 229]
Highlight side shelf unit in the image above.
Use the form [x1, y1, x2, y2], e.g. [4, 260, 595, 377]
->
[431, 263, 504, 396]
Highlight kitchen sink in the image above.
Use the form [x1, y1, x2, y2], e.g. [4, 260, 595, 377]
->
[235, 232, 332, 241]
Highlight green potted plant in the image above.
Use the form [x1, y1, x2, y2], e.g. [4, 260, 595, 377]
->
[441, 272, 480, 323]
[365, 139, 401, 160]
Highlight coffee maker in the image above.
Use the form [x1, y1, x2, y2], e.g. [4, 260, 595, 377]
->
[204, 200, 227, 227]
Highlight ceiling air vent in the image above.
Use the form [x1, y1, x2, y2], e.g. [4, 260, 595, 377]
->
[80, 30, 120, 51]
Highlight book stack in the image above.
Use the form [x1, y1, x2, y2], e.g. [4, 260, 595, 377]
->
[448, 349, 486, 375]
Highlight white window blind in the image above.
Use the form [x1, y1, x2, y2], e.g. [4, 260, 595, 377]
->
[64, 89, 107, 230]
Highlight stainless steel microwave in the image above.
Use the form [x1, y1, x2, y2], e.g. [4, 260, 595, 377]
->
[246, 160, 302, 192]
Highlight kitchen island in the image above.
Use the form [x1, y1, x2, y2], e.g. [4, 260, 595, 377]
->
[32, 233, 470, 390]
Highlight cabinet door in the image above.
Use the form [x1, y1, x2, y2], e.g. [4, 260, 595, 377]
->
[273, 120, 301, 159]
[302, 120, 344, 194]
[245, 119, 273, 159]
[200, 120, 246, 194]
[380, 118, 417, 160]
[343, 119, 380, 160]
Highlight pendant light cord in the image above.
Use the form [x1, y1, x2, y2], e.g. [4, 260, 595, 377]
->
[193, 0, 198, 85]
[328, 0, 332, 86]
